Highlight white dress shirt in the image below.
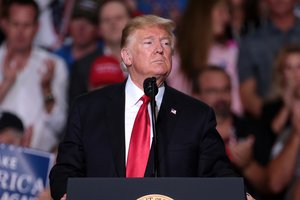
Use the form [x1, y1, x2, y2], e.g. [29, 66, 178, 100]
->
[124, 76, 165, 163]
[0, 45, 68, 151]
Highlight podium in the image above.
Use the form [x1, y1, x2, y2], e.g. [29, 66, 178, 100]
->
[67, 177, 246, 200]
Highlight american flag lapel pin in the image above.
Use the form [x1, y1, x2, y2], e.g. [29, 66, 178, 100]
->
[170, 108, 177, 115]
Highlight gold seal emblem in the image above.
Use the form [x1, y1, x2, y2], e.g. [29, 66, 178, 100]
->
[137, 194, 173, 200]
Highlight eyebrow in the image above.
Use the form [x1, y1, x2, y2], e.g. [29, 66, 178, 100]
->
[142, 36, 171, 41]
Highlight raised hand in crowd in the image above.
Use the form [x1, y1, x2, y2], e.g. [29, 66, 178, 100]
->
[0, 50, 23, 102]
[41, 58, 55, 113]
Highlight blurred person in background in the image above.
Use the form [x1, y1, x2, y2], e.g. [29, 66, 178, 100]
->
[168, 0, 243, 116]
[0, 0, 6, 45]
[54, 0, 101, 74]
[193, 67, 271, 200]
[228, 0, 262, 44]
[88, 55, 125, 91]
[238, 0, 300, 118]
[261, 44, 300, 200]
[0, 111, 24, 145]
[0, 110, 55, 200]
[34, 0, 63, 50]
[69, 0, 131, 104]
[0, 0, 68, 152]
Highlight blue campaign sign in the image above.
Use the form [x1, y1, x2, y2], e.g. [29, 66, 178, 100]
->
[0, 143, 54, 200]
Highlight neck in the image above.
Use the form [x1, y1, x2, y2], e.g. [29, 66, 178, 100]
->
[129, 75, 164, 91]
[72, 42, 97, 60]
[270, 12, 295, 32]
[105, 42, 122, 61]
[6, 45, 31, 64]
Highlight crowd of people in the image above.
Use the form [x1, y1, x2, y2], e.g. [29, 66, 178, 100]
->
[0, 0, 300, 200]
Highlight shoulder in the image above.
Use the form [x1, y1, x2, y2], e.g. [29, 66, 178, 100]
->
[73, 83, 124, 107]
[54, 44, 71, 56]
[33, 47, 65, 63]
[165, 85, 212, 114]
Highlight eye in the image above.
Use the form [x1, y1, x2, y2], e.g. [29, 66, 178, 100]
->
[143, 40, 152, 45]
[161, 39, 171, 47]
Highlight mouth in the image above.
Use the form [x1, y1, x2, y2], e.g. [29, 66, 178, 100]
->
[152, 60, 165, 64]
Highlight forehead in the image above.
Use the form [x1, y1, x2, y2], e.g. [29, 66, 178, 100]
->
[199, 71, 230, 87]
[133, 26, 171, 39]
[100, 1, 128, 18]
[8, 4, 36, 21]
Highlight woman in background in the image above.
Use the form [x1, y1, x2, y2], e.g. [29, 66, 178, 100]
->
[168, 0, 243, 115]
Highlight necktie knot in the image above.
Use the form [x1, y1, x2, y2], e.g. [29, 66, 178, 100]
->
[140, 95, 150, 104]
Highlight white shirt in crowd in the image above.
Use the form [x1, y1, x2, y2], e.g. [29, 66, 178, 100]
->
[0, 45, 68, 152]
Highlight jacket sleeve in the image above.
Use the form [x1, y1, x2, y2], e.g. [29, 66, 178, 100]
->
[49, 98, 86, 200]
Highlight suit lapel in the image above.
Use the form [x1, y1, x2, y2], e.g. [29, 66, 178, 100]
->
[157, 85, 181, 142]
[145, 85, 181, 176]
[106, 83, 126, 177]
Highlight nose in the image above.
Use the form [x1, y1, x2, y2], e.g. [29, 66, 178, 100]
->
[155, 43, 163, 54]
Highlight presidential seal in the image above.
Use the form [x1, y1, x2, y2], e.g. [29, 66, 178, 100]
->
[137, 194, 173, 200]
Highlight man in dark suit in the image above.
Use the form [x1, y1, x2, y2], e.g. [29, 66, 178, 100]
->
[50, 15, 249, 200]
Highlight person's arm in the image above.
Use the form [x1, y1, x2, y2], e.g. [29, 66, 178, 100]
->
[292, 178, 300, 200]
[197, 109, 255, 200]
[41, 57, 68, 140]
[49, 97, 85, 200]
[239, 78, 263, 118]
[228, 136, 268, 195]
[0, 51, 19, 103]
[267, 100, 300, 194]
[198, 107, 237, 177]
[267, 132, 300, 194]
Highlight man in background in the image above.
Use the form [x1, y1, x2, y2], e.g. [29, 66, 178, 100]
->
[193, 66, 273, 199]
[69, 0, 131, 104]
[0, 0, 68, 152]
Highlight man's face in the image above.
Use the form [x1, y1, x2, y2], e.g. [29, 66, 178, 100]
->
[4, 4, 38, 52]
[266, 0, 295, 16]
[70, 18, 98, 48]
[197, 71, 231, 118]
[99, 1, 130, 45]
[121, 26, 173, 88]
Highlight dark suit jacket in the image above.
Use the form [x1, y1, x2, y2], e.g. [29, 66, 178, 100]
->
[49, 82, 236, 200]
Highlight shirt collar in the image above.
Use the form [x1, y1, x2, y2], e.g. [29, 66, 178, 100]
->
[125, 75, 165, 109]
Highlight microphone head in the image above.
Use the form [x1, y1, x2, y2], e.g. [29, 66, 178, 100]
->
[143, 77, 158, 98]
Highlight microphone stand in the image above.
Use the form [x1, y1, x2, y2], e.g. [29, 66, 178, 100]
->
[150, 88, 159, 177]
[144, 77, 159, 177]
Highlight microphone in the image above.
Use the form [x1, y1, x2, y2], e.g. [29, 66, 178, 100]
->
[143, 77, 159, 177]
[143, 77, 158, 98]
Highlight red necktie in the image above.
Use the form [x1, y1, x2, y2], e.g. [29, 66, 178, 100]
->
[126, 95, 151, 177]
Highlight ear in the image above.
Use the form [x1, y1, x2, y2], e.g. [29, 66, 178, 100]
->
[121, 48, 133, 67]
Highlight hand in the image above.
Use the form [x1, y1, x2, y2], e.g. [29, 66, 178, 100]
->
[60, 194, 66, 200]
[228, 135, 255, 169]
[283, 85, 295, 110]
[41, 59, 55, 93]
[37, 188, 51, 200]
[2, 50, 20, 87]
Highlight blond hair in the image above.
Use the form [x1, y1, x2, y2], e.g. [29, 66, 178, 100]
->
[268, 44, 300, 100]
[121, 15, 175, 50]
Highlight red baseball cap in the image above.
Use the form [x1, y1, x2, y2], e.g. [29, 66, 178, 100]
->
[89, 55, 125, 89]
